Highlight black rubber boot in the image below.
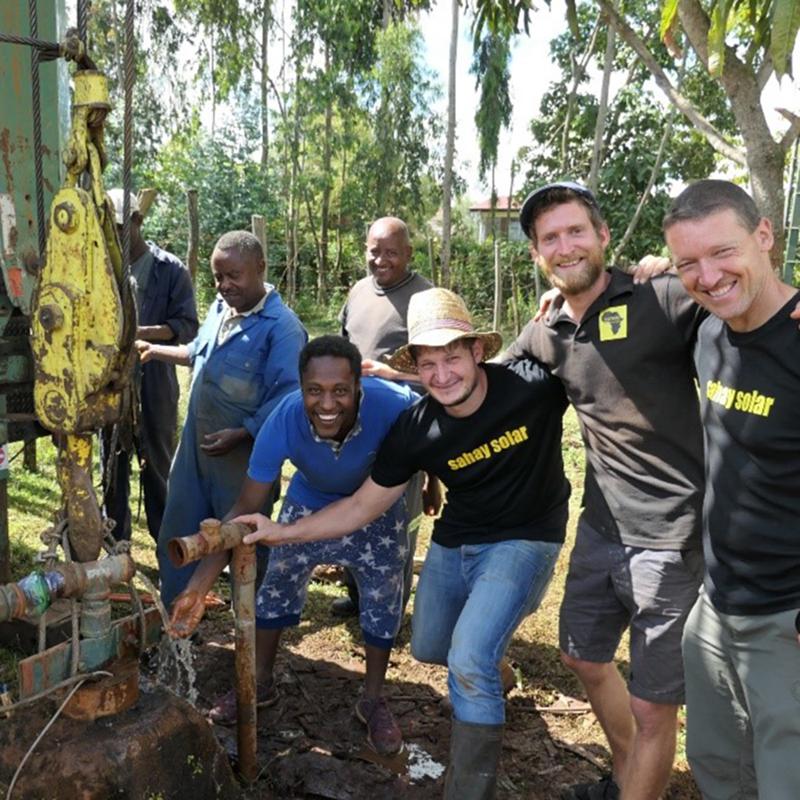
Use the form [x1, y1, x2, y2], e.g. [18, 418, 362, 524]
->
[443, 719, 504, 800]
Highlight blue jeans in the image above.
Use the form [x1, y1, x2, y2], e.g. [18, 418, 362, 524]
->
[411, 538, 561, 725]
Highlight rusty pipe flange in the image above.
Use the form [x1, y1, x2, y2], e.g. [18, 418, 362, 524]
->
[168, 519, 249, 567]
[0, 584, 26, 623]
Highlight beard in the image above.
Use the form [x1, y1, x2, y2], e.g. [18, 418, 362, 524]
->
[543, 248, 605, 295]
[434, 371, 482, 410]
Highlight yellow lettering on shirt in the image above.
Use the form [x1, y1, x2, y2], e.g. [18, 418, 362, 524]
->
[599, 305, 628, 341]
[449, 426, 529, 470]
[706, 380, 776, 418]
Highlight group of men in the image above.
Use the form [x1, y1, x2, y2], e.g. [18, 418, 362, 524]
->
[112, 178, 799, 800]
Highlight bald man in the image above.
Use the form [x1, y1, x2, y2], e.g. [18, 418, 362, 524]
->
[335, 217, 436, 617]
[340, 217, 433, 360]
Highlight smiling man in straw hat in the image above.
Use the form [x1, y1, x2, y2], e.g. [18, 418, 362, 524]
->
[234, 287, 571, 799]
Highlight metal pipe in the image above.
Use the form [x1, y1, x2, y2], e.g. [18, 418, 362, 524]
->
[0, 554, 135, 623]
[167, 518, 249, 567]
[168, 519, 258, 782]
[232, 541, 257, 784]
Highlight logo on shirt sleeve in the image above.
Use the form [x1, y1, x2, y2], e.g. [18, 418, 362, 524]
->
[599, 305, 628, 341]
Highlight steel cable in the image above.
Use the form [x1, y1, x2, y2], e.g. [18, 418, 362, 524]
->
[77, 0, 89, 46]
[121, 0, 134, 280]
[28, 0, 46, 262]
[0, 32, 60, 59]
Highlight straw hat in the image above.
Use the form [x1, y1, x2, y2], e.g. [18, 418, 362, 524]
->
[387, 288, 502, 373]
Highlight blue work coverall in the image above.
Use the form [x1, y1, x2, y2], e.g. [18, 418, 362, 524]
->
[105, 243, 198, 542]
[157, 286, 307, 607]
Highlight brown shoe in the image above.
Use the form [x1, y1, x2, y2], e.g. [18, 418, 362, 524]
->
[355, 695, 403, 755]
[207, 680, 278, 725]
[500, 657, 518, 695]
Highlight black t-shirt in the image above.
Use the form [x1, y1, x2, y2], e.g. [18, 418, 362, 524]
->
[505, 269, 705, 550]
[695, 292, 800, 615]
[371, 361, 571, 547]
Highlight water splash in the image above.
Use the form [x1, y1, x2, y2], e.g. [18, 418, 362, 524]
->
[136, 574, 198, 706]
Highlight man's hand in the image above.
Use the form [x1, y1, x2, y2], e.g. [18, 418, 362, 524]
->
[422, 473, 442, 516]
[235, 513, 297, 546]
[631, 254, 673, 284]
[201, 428, 249, 457]
[361, 359, 416, 382]
[533, 287, 560, 321]
[362, 359, 396, 379]
[136, 339, 154, 363]
[791, 300, 800, 327]
[168, 589, 206, 638]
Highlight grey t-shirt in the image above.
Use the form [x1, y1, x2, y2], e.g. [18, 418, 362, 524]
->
[339, 271, 433, 361]
[505, 268, 705, 551]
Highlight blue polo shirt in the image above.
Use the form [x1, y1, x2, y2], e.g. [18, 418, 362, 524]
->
[248, 377, 418, 510]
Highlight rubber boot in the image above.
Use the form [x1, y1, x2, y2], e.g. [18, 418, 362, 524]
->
[443, 720, 504, 800]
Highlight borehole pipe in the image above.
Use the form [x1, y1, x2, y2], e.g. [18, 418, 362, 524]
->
[168, 518, 257, 784]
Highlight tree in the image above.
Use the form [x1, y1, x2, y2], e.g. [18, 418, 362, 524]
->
[440, 0, 459, 288]
[597, 0, 800, 259]
[470, 24, 513, 245]
[519, 1, 729, 262]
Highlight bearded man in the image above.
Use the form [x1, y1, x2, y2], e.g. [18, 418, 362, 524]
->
[505, 182, 705, 800]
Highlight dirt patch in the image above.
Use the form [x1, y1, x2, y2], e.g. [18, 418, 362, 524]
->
[149, 573, 701, 800]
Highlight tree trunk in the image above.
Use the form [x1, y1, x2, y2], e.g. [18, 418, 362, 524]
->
[185, 188, 199, 285]
[252, 214, 267, 280]
[440, 0, 459, 289]
[588, 18, 615, 192]
[596, 0, 797, 265]
[318, 43, 333, 303]
[505, 160, 516, 244]
[561, 20, 601, 174]
[677, 0, 788, 263]
[335, 146, 348, 289]
[260, 1, 270, 171]
[493, 240, 502, 329]
[287, 53, 302, 305]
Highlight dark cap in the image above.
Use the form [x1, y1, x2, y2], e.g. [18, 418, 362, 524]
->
[519, 181, 600, 240]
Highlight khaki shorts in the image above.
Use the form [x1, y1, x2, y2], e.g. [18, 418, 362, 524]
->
[559, 518, 703, 704]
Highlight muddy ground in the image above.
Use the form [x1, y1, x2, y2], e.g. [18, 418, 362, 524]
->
[150, 565, 701, 800]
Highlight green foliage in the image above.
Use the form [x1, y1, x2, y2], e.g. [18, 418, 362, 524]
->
[660, 0, 800, 78]
[771, 0, 800, 77]
[363, 22, 443, 220]
[137, 114, 282, 294]
[519, 0, 736, 262]
[470, 29, 513, 183]
[468, 0, 535, 46]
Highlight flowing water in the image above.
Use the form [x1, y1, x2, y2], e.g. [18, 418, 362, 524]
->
[136, 574, 198, 706]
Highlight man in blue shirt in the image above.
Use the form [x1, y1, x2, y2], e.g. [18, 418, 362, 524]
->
[170, 335, 417, 756]
[137, 230, 306, 607]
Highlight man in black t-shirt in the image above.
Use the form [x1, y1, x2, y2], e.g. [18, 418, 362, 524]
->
[664, 180, 800, 800]
[236, 288, 570, 800]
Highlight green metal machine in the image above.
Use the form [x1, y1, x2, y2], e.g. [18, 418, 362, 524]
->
[0, 1, 71, 580]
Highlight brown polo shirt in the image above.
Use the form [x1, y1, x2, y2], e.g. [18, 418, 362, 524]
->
[505, 268, 705, 550]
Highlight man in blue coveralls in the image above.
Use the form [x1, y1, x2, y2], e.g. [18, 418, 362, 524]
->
[169, 335, 417, 755]
[104, 188, 199, 543]
[137, 230, 307, 608]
